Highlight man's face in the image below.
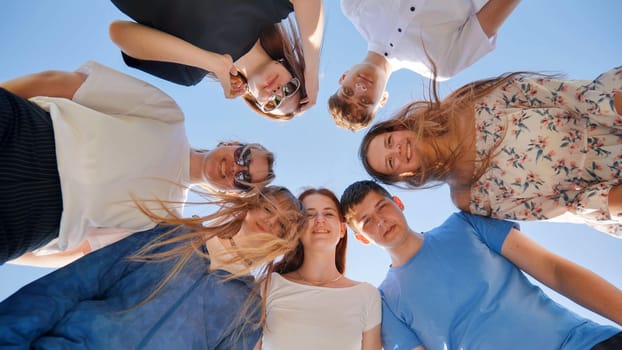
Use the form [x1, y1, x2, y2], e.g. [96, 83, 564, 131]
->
[348, 191, 408, 249]
[202, 143, 271, 191]
[336, 63, 389, 117]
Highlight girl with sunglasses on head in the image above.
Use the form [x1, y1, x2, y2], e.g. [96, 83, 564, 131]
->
[1, 61, 276, 267]
[256, 188, 382, 350]
[0, 186, 306, 349]
[109, 0, 324, 120]
[360, 66, 622, 237]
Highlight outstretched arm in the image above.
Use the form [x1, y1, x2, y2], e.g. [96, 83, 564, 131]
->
[109, 20, 243, 97]
[290, 0, 324, 111]
[476, 0, 520, 38]
[0, 70, 86, 99]
[8, 240, 92, 268]
[502, 228, 622, 325]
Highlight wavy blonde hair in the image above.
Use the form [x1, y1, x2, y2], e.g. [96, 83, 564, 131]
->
[130, 185, 306, 340]
[360, 71, 540, 189]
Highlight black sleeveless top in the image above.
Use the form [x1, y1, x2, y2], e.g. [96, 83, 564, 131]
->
[111, 0, 294, 86]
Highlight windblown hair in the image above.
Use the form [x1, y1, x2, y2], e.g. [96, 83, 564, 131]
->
[360, 71, 537, 189]
[242, 16, 307, 121]
[273, 188, 348, 275]
[131, 185, 306, 335]
[340, 180, 391, 225]
[328, 93, 374, 131]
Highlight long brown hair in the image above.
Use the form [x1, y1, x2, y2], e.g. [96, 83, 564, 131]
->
[242, 16, 307, 121]
[360, 71, 536, 189]
[273, 188, 348, 275]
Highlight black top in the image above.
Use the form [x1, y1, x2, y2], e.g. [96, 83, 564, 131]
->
[111, 0, 294, 86]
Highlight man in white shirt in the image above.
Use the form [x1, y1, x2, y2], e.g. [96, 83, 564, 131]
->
[1, 62, 275, 267]
[329, 0, 519, 131]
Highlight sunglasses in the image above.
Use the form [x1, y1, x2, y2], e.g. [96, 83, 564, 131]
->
[233, 145, 253, 190]
[256, 77, 301, 113]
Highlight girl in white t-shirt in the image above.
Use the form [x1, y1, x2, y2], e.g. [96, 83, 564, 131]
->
[257, 188, 382, 350]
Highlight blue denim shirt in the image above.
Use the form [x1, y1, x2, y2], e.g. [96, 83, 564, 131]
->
[0, 226, 261, 349]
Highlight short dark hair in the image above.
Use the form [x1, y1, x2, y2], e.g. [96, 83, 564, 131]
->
[328, 93, 374, 131]
[340, 180, 391, 222]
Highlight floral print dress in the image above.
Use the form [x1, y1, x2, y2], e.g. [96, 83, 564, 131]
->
[470, 67, 622, 237]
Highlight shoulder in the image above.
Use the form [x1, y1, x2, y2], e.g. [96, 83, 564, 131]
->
[265, 272, 299, 294]
[339, 0, 366, 17]
[450, 186, 471, 211]
[352, 281, 381, 298]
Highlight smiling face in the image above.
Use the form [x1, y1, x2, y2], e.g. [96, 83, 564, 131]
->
[336, 63, 389, 116]
[246, 59, 301, 116]
[300, 193, 345, 252]
[202, 144, 272, 191]
[348, 191, 408, 249]
[240, 203, 282, 238]
[366, 129, 424, 177]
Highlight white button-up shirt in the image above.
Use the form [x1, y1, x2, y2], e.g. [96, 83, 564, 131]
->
[341, 0, 496, 80]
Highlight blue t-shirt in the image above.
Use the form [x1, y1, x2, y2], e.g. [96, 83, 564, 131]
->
[380, 212, 619, 349]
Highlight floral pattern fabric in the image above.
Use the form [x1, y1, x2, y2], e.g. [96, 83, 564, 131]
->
[471, 67, 622, 237]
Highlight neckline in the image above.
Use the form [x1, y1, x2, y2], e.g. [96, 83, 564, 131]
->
[272, 272, 365, 291]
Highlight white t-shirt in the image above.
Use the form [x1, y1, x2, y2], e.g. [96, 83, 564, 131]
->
[262, 273, 381, 350]
[341, 0, 495, 80]
[31, 61, 190, 254]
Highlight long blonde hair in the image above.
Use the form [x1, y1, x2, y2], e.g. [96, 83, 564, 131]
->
[361, 71, 536, 189]
[130, 185, 305, 337]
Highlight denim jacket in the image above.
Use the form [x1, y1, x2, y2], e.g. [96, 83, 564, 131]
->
[0, 226, 260, 349]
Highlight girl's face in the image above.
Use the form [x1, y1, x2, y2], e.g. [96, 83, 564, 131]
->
[246, 60, 301, 116]
[300, 194, 345, 251]
[239, 200, 283, 238]
[366, 129, 423, 177]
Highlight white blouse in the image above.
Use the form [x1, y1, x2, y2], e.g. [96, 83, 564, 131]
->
[262, 273, 381, 350]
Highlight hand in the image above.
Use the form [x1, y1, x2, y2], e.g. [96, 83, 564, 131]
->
[228, 73, 248, 99]
[299, 69, 318, 112]
[212, 54, 246, 99]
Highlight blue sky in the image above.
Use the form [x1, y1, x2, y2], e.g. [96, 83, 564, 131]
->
[1, 1, 621, 328]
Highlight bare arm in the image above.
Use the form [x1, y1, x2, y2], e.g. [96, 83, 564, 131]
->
[502, 228, 622, 325]
[476, 0, 520, 38]
[8, 240, 92, 268]
[109, 20, 241, 97]
[0, 70, 86, 99]
[290, 0, 324, 111]
[361, 324, 382, 350]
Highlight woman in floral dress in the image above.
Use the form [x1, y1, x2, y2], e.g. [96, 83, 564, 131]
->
[360, 67, 622, 237]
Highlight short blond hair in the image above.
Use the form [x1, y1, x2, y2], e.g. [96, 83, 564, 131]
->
[328, 93, 374, 131]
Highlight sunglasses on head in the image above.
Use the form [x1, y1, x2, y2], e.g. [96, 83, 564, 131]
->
[233, 144, 253, 191]
[255, 59, 301, 113]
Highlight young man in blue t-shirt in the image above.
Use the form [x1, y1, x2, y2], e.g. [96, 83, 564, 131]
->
[340, 180, 622, 349]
